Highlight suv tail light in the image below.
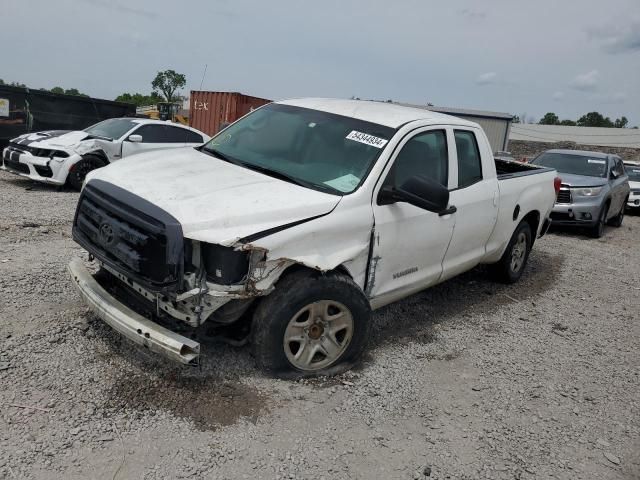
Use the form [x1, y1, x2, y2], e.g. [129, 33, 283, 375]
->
[554, 176, 562, 195]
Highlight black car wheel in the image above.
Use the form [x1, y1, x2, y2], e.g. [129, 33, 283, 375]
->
[251, 269, 371, 378]
[590, 203, 609, 238]
[67, 155, 105, 191]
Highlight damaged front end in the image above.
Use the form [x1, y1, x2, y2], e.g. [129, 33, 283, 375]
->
[69, 180, 292, 365]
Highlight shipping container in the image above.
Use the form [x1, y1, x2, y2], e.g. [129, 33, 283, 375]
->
[189, 91, 271, 137]
[0, 85, 136, 149]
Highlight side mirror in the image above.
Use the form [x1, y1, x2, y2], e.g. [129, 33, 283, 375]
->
[379, 175, 455, 215]
[128, 134, 143, 143]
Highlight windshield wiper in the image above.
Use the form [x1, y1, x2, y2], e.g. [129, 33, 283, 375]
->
[200, 146, 240, 165]
[240, 163, 342, 194]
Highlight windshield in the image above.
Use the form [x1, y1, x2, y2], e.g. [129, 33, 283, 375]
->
[531, 152, 608, 178]
[201, 103, 395, 195]
[84, 118, 136, 140]
[624, 164, 640, 182]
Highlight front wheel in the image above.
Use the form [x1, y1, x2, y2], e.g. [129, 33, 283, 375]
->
[490, 221, 532, 284]
[590, 204, 609, 238]
[251, 270, 371, 378]
[67, 155, 105, 190]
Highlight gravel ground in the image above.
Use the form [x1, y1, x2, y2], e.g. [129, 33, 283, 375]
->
[0, 170, 638, 480]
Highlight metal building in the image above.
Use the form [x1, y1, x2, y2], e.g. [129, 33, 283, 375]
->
[393, 102, 514, 153]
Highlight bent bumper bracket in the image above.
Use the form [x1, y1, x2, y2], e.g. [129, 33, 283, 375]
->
[68, 258, 200, 365]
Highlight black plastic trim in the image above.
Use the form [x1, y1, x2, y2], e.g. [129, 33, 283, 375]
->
[72, 179, 184, 293]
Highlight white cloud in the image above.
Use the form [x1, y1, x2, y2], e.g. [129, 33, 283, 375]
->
[552, 91, 565, 101]
[459, 8, 486, 20]
[569, 70, 599, 91]
[475, 72, 497, 86]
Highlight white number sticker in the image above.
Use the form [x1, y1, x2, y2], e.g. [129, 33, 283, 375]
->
[346, 130, 388, 148]
[587, 159, 605, 164]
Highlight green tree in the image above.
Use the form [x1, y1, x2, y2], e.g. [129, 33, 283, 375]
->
[115, 92, 163, 107]
[512, 115, 521, 123]
[577, 112, 614, 128]
[50, 86, 65, 94]
[559, 119, 577, 126]
[151, 70, 186, 102]
[614, 116, 628, 128]
[539, 112, 560, 125]
[63, 88, 88, 97]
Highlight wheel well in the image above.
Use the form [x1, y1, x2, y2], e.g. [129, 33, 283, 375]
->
[83, 151, 108, 166]
[522, 210, 540, 244]
[277, 262, 353, 281]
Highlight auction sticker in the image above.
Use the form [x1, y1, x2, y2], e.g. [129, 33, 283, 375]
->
[587, 159, 605, 164]
[346, 130, 388, 148]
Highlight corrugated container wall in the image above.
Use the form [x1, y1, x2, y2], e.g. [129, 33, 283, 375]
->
[189, 91, 271, 137]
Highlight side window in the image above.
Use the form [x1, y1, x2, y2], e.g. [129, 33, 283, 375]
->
[454, 130, 483, 188]
[163, 126, 198, 143]
[616, 158, 625, 177]
[132, 125, 167, 143]
[389, 130, 448, 188]
[181, 129, 204, 144]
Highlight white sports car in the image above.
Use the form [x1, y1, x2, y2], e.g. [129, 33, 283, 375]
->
[1, 118, 210, 189]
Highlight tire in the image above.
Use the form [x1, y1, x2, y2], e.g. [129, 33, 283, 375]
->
[608, 201, 626, 228]
[589, 203, 609, 238]
[250, 269, 371, 378]
[67, 155, 105, 191]
[490, 221, 532, 284]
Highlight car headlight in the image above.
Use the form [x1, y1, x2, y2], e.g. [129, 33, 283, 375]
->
[572, 186, 603, 197]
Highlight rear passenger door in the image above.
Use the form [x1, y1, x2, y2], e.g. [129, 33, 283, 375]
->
[440, 128, 499, 281]
[121, 125, 193, 158]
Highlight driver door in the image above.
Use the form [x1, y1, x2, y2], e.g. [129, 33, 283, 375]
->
[369, 128, 456, 301]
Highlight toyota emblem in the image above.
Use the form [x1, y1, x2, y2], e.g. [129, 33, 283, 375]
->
[99, 223, 115, 246]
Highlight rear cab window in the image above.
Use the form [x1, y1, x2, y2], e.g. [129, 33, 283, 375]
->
[454, 130, 483, 188]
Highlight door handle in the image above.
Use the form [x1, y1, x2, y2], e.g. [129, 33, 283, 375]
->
[438, 205, 457, 216]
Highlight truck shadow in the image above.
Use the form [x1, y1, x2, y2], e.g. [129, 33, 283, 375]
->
[90, 248, 563, 427]
[369, 249, 565, 348]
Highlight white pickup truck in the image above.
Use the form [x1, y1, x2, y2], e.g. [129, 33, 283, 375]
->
[68, 99, 558, 376]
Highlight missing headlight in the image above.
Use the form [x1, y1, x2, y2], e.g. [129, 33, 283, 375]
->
[202, 243, 250, 285]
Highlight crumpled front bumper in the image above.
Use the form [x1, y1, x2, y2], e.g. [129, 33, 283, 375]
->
[68, 258, 200, 365]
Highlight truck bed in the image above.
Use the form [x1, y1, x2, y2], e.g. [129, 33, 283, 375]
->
[495, 158, 553, 179]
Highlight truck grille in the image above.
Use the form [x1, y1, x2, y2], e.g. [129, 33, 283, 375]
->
[72, 180, 184, 293]
[556, 186, 572, 204]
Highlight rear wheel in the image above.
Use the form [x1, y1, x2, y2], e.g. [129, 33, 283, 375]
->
[608, 200, 626, 228]
[251, 270, 371, 378]
[67, 155, 105, 190]
[490, 221, 532, 284]
[590, 204, 609, 238]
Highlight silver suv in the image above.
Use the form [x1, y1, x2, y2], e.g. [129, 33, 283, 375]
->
[531, 149, 630, 238]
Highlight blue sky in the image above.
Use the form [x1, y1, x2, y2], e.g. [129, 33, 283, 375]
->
[3, 0, 640, 124]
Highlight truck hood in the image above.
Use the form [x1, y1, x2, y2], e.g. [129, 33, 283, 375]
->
[85, 148, 342, 245]
[557, 173, 608, 187]
[12, 130, 91, 151]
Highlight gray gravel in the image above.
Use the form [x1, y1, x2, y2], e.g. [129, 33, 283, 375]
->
[1, 170, 639, 480]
